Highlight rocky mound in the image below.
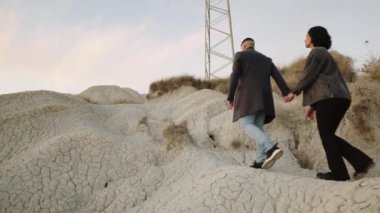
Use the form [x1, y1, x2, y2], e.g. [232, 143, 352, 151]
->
[78, 85, 144, 104]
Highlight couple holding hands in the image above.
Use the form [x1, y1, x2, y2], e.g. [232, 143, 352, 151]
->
[226, 26, 374, 181]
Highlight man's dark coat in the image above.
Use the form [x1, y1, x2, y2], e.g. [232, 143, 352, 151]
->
[227, 48, 290, 124]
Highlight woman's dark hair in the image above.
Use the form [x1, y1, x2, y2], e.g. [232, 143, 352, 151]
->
[308, 26, 332, 49]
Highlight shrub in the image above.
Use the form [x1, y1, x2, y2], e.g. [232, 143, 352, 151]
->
[279, 57, 307, 88]
[138, 116, 148, 126]
[148, 75, 229, 99]
[351, 101, 374, 141]
[206, 78, 230, 94]
[163, 122, 189, 150]
[231, 140, 241, 149]
[361, 56, 380, 82]
[330, 51, 356, 82]
[279, 50, 356, 88]
[149, 50, 356, 98]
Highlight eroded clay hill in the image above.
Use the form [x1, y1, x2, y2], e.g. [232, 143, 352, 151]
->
[1, 81, 379, 212]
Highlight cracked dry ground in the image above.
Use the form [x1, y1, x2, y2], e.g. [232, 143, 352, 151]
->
[0, 90, 380, 213]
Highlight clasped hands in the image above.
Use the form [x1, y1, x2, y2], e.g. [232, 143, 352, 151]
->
[283, 92, 295, 103]
[227, 92, 315, 120]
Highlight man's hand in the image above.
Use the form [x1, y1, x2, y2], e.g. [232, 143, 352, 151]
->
[284, 92, 295, 103]
[227, 100, 233, 110]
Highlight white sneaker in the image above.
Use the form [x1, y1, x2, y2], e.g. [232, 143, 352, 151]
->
[262, 145, 283, 169]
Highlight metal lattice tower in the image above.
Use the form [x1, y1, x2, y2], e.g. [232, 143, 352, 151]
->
[205, 0, 235, 80]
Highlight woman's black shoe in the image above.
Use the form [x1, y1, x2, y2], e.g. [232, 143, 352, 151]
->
[354, 161, 375, 180]
[316, 172, 349, 181]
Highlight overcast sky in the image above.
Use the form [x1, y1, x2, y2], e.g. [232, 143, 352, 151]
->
[1, 0, 379, 94]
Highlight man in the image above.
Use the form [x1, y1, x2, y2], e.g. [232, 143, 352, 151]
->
[227, 38, 292, 169]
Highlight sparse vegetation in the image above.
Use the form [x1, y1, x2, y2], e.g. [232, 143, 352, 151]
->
[361, 56, 380, 82]
[231, 140, 241, 149]
[278, 57, 306, 88]
[351, 101, 373, 141]
[330, 51, 356, 82]
[147, 75, 228, 99]
[279, 50, 356, 87]
[147, 51, 373, 99]
[163, 122, 189, 150]
[138, 116, 148, 126]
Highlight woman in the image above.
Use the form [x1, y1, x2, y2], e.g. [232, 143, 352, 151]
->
[286, 26, 374, 181]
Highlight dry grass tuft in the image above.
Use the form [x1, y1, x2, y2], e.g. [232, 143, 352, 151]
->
[138, 116, 148, 126]
[231, 140, 241, 149]
[148, 51, 358, 98]
[276, 50, 356, 95]
[330, 51, 356, 82]
[361, 56, 380, 82]
[350, 99, 375, 142]
[147, 75, 229, 99]
[278, 57, 306, 88]
[163, 122, 189, 150]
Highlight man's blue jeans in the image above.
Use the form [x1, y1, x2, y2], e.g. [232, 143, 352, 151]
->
[240, 111, 274, 163]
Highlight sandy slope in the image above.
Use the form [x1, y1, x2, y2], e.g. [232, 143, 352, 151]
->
[0, 85, 379, 213]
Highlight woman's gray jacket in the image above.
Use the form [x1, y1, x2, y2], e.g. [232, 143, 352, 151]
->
[293, 47, 351, 106]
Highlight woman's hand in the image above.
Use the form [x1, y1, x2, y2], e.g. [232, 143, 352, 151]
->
[304, 105, 315, 120]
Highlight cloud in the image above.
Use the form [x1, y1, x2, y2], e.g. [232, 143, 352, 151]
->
[0, 1, 207, 95]
[2, 0, 380, 95]
[51, 24, 149, 91]
[0, 12, 153, 94]
[0, 0, 208, 95]
[0, 9, 19, 64]
[106, 30, 204, 93]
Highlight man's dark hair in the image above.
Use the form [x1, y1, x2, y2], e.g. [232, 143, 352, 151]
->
[241, 37, 254, 46]
[308, 26, 332, 49]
